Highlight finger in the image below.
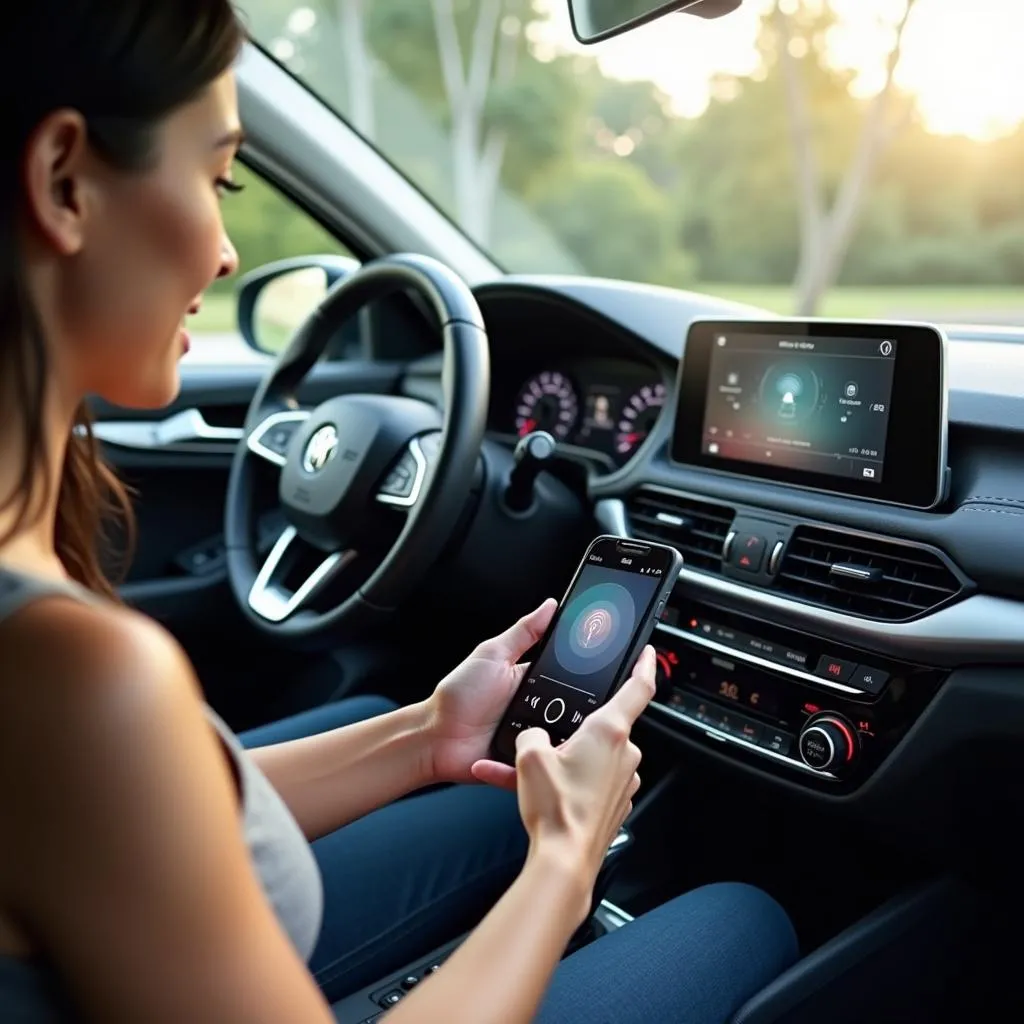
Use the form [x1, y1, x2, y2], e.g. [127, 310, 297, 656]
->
[470, 759, 518, 792]
[516, 725, 553, 759]
[482, 599, 557, 663]
[602, 646, 657, 725]
[628, 771, 641, 799]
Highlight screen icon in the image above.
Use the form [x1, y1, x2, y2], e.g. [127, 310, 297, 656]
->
[708, 442, 720, 454]
[862, 467, 876, 479]
[844, 381, 858, 399]
[716, 335, 727, 347]
[879, 340, 893, 356]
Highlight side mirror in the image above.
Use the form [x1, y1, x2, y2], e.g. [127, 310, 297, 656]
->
[237, 255, 360, 356]
[568, 0, 742, 43]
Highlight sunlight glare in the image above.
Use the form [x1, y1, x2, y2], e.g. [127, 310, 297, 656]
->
[536, 0, 1024, 140]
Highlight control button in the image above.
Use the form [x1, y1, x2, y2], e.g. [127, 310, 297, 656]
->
[850, 665, 890, 694]
[716, 710, 740, 735]
[731, 533, 766, 572]
[543, 698, 566, 724]
[667, 689, 697, 716]
[814, 655, 857, 683]
[759, 730, 792, 756]
[767, 539, 786, 575]
[776, 646, 810, 670]
[798, 715, 858, 773]
[694, 701, 723, 729]
[378, 990, 404, 1008]
[736, 719, 764, 745]
[745, 635, 779, 661]
[400, 975, 420, 991]
[655, 599, 666, 619]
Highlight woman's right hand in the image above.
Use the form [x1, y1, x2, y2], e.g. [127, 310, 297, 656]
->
[513, 646, 657, 892]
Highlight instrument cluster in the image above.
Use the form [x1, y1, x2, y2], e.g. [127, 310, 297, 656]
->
[496, 359, 667, 471]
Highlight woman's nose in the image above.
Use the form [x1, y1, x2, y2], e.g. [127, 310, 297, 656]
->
[218, 234, 239, 279]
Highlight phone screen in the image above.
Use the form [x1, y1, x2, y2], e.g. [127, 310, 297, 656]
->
[491, 536, 678, 762]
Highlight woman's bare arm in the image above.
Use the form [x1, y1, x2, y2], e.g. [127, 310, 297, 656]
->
[0, 600, 337, 1024]
[386, 843, 590, 1024]
[249, 702, 435, 840]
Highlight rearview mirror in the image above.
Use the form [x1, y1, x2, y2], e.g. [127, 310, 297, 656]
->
[568, 0, 742, 43]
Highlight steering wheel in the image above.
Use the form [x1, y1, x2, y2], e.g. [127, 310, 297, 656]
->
[224, 253, 489, 643]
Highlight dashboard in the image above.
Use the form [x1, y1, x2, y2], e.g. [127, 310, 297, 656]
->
[491, 358, 665, 471]
[452, 276, 1024, 861]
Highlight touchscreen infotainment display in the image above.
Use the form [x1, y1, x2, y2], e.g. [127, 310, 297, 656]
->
[701, 330, 897, 484]
[672, 320, 947, 509]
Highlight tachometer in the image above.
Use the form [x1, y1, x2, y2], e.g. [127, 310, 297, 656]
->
[616, 382, 666, 456]
[515, 371, 579, 440]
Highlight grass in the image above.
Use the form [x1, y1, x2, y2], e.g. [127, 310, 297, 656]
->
[696, 284, 1024, 320]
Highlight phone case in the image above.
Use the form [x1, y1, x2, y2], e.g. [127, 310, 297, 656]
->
[490, 535, 683, 764]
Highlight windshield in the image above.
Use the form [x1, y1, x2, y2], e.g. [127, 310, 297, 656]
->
[241, 0, 1024, 325]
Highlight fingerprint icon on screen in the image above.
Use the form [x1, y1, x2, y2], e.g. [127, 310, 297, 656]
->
[578, 608, 613, 648]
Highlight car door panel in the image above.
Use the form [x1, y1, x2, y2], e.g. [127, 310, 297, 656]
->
[87, 359, 404, 725]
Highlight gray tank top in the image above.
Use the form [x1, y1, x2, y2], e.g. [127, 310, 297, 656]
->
[0, 567, 324, 1022]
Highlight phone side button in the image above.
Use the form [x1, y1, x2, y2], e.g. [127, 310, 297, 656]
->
[655, 599, 666, 619]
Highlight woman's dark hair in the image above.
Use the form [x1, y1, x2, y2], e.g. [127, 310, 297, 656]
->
[0, 2, 244, 597]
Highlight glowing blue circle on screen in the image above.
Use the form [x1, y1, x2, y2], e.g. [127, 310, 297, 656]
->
[776, 372, 804, 398]
[554, 582, 637, 677]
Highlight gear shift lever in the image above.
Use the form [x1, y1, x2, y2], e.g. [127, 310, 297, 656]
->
[505, 430, 557, 513]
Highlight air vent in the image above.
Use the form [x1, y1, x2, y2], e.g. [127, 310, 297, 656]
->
[776, 526, 964, 621]
[625, 490, 735, 573]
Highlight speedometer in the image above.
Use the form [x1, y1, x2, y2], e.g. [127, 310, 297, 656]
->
[616, 382, 666, 456]
[515, 371, 579, 440]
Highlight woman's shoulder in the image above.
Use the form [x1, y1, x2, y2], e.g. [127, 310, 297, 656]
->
[0, 591, 200, 714]
[0, 593, 208, 817]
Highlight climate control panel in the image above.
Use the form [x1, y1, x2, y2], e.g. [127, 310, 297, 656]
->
[648, 597, 946, 789]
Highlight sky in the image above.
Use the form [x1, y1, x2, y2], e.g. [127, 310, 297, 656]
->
[537, 0, 1024, 141]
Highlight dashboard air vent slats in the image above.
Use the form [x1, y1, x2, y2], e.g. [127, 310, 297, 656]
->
[776, 526, 963, 621]
[626, 491, 735, 573]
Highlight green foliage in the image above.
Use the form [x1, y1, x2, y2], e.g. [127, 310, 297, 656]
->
[534, 158, 696, 285]
[229, 0, 1024, 298]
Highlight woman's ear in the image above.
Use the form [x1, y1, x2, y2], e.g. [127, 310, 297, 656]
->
[22, 109, 92, 257]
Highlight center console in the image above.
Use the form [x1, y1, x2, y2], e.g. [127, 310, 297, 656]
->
[649, 594, 945, 789]
[618, 317, 959, 792]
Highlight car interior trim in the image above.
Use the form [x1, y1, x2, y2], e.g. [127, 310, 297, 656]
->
[248, 525, 353, 622]
[246, 409, 313, 466]
[91, 408, 244, 454]
[376, 436, 429, 508]
[595, 497, 1024, 666]
[648, 699, 837, 780]
[656, 620, 865, 695]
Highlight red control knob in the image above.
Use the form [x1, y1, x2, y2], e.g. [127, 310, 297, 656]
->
[798, 714, 859, 773]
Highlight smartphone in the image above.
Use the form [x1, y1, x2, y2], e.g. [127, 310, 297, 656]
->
[490, 535, 683, 765]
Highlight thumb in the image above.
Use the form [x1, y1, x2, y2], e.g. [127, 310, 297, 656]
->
[484, 598, 557, 663]
[470, 759, 518, 792]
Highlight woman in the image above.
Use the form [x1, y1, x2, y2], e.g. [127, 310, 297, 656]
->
[0, 3, 797, 1021]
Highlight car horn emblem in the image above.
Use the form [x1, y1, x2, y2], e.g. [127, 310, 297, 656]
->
[303, 424, 340, 473]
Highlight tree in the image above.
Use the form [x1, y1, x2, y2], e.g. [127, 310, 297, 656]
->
[337, 0, 375, 138]
[774, 0, 919, 313]
[534, 159, 696, 285]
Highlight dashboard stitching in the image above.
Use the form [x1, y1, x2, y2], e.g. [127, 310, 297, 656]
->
[962, 497, 1024, 506]
[961, 507, 1024, 518]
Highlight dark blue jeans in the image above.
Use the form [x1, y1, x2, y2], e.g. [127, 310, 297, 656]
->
[241, 698, 798, 1022]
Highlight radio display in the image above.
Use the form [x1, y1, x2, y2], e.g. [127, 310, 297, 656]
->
[672, 320, 947, 509]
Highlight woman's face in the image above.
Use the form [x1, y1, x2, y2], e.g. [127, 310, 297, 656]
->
[30, 71, 242, 410]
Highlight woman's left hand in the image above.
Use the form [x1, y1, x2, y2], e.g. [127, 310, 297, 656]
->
[425, 599, 557, 788]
